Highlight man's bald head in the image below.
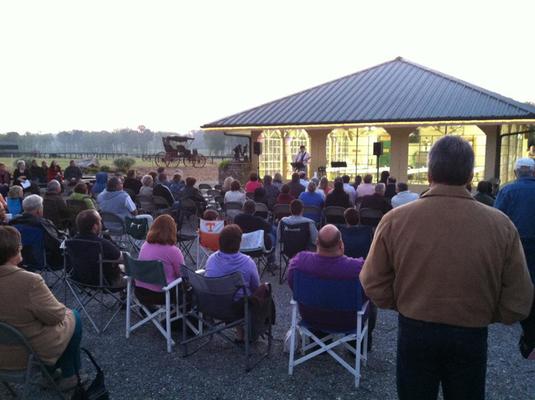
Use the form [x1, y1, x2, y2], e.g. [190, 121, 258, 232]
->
[317, 224, 342, 251]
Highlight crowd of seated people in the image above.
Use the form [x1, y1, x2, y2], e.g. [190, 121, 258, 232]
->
[0, 153, 533, 400]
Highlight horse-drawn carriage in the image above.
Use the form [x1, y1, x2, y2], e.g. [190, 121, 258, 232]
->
[154, 135, 207, 168]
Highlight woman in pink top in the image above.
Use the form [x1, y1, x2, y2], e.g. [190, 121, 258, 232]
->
[244, 172, 262, 193]
[137, 214, 184, 305]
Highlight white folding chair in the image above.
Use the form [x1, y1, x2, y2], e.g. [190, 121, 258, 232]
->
[195, 219, 224, 269]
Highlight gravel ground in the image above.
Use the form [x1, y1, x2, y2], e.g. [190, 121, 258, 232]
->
[2, 243, 534, 400]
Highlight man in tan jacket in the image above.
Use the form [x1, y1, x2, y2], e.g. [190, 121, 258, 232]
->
[360, 136, 534, 400]
[0, 226, 83, 392]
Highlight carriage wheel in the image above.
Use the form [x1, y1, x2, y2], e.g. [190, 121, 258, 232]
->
[193, 155, 207, 168]
[183, 156, 194, 168]
[172, 158, 182, 168]
[154, 152, 167, 168]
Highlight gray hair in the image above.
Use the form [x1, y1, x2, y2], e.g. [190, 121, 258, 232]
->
[141, 175, 153, 187]
[22, 194, 43, 213]
[47, 179, 61, 193]
[375, 183, 386, 193]
[16, 160, 25, 168]
[428, 136, 474, 185]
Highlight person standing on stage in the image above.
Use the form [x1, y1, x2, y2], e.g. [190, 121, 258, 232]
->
[293, 145, 311, 171]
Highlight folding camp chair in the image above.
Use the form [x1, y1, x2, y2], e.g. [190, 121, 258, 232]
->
[288, 270, 369, 388]
[176, 213, 197, 267]
[254, 202, 270, 222]
[12, 224, 63, 288]
[224, 201, 243, 222]
[179, 198, 198, 230]
[136, 194, 156, 214]
[303, 205, 322, 226]
[0, 322, 65, 400]
[323, 206, 347, 225]
[196, 219, 224, 268]
[100, 211, 128, 249]
[198, 183, 212, 191]
[272, 204, 291, 222]
[64, 239, 125, 334]
[359, 208, 384, 227]
[339, 225, 374, 259]
[180, 266, 272, 372]
[124, 255, 199, 353]
[279, 221, 310, 284]
[240, 230, 273, 278]
[124, 216, 149, 255]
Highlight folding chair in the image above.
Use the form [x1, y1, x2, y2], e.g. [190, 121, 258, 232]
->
[279, 221, 310, 284]
[124, 255, 199, 353]
[303, 205, 322, 226]
[198, 183, 212, 191]
[254, 202, 270, 221]
[100, 211, 128, 249]
[176, 213, 197, 267]
[124, 216, 149, 255]
[196, 219, 224, 268]
[272, 204, 291, 223]
[323, 206, 347, 225]
[288, 270, 369, 388]
[359, 208, 384, 227]
[224, 201, 243, 222]
[240, 230, 273, 278]
[339, 225, 374, 259]
[64, 239, 125, 334]
[0, 322, 64, 400]
[136, 194, 156, 214]
[43, 197, 70, 231]
[179, 198, 198, 230]
[12, 224, 63, 288]
[180, 266, 272, 372]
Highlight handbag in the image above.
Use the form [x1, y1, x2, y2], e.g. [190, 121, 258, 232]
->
[71, 347, 109, 400]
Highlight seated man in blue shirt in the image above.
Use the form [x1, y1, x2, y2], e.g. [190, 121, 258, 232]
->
[298, 182, 324, 224]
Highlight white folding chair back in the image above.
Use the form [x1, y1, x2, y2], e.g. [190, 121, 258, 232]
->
[196, 219, 225, 268]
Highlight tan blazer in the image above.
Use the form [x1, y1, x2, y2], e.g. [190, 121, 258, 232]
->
[361, 184, 534, 328]
[0, 264, 75, 369]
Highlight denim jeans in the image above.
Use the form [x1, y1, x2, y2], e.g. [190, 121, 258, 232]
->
[397, 314, 487, 400]
[54, 309, 83, 378]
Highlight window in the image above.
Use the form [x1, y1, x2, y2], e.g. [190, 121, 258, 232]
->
[258, 130, 283, 178]
[407, 125, 486, 185]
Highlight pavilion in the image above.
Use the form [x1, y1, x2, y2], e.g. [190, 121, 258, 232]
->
[202, 57, 535, 188]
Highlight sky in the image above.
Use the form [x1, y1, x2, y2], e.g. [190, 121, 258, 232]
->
[1, 0, 534, 134]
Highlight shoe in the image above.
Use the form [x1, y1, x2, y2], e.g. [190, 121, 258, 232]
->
[519, 335, 535, 360]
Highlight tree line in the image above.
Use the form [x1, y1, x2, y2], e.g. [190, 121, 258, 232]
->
[0, 129, 247, 156]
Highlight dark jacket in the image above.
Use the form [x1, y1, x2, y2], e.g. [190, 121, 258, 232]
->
[124, 177, 142, 196]
[43, 192, 70, 229]
[234, 212, 273, 250]
[360, 194, 392, 214]
[179, 186, 205, 205]
[72, 233, 122, 285]
[325, 190, 351, 208]
[64, 165, 82, 182]
[289, 181, 305, 198]
[153, 183, 175, 206]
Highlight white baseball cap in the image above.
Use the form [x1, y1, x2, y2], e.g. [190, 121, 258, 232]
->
[515, 157, 535, 170]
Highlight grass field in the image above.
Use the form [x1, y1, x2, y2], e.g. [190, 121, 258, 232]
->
[0, 156, 155, 170]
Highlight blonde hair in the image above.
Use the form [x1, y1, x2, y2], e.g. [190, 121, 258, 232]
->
[8, 186, 23, 199]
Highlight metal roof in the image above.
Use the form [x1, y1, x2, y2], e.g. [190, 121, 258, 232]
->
[202, 57, 535, 129]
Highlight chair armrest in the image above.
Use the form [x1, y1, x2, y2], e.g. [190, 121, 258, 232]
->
[195, 269, 205, 275]
[357, 300, 370, 316]
[163, 277, 183, 291]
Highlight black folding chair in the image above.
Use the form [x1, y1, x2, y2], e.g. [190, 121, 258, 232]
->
[66, 199, 89, 235]
[359, 208, 384, 227]
[198, 183, 212, 191]
[339, 225, 374, 259]
[323, 206, 347, 225]
[272, 204, 291, 223]
[100, 211, 128, 249]
[124, 216, 149, 255]
[0, 322, 64, 399]
[64, 239, 125, 334]
[180, 266, 272, 372]
[176, 213, 197, 267]
[279, 221, 311, 284]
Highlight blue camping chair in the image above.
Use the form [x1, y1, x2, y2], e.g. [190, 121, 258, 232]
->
[13, 224, 62, 288]
[339, 225, 374, 259]
[288, 270, 369, 387]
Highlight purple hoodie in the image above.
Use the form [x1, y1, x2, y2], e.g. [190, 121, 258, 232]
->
[205, 251, 259, 299]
